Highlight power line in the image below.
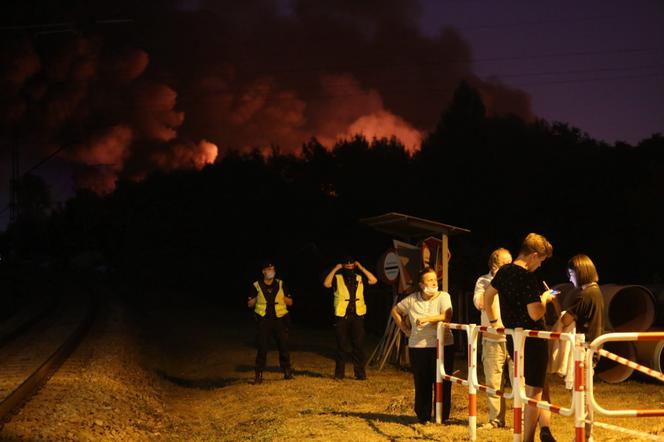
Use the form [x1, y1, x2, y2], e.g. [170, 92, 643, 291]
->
[518, 71, 664, 87]
[435, 14, 644, 33]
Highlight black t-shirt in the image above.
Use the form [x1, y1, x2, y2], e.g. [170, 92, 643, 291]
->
[331, 270, 362, 317]
[566, 283, 604, 343]
[250, 279, 290, 319]
[491, 263, 545, 330]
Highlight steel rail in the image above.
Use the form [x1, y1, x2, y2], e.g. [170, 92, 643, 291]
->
[0, 291, 97, 426]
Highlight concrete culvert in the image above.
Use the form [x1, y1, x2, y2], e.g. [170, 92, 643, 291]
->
[600, 284, 655, 332]
[643, 285, 664, 327]
[634, 327, 664, 382]
[595, 340, 636, 383]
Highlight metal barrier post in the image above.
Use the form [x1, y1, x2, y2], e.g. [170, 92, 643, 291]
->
[435, 326, 443, 424]
[467, 323, 478, 441]
[512, 327, 524, 442]
[573, 333, 586, 442]
[436, 322, 477, 435]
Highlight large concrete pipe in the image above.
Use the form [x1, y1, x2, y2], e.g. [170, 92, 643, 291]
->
[595, 341, 637, 383]
[644, 285, 664, 326]
[600, 284, 655, 332]
[634, 327, 664, 382]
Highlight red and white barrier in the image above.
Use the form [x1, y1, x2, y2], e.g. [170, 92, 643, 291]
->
[435, 323, 472, 433]
[434, 324, 664, 441]
[512, 329, 586, 442]
[436, 323, 586, 441]
[586, 332, 664, 418]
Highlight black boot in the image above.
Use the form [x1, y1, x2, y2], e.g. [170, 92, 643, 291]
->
[284, 368, 294, 380]
[539, 426, 557, 442]
[254, 370, 263, 385]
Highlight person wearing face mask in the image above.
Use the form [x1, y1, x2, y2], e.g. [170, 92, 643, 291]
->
[473, 247, 513, 430]
[323, 255, 378, 380]
[483, 233, 556, 442]
[247, 261, 294, 384]
[391, 266, 454, 424]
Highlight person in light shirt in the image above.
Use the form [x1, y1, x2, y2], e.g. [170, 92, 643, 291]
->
[391, 266, 454, 423]
[473, 247, 513, 429]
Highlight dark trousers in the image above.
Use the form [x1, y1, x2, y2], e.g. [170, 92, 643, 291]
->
[409, 345, 454, 422]
[334, 315, 366, 377]
[255, 315, 291, 371]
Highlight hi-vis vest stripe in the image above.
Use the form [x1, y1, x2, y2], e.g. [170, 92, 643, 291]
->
[333, 274, 366, 317]
[254, 280, 288, 318]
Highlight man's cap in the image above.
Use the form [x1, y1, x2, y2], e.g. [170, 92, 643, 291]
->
[261, 260, 275, 270]
[342, 255, 355, 264]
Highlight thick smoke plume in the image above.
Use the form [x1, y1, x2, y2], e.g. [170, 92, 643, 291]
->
[1, 0, 532, 196]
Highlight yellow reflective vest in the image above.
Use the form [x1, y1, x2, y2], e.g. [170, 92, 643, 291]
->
[253, 279, 289, 318]
[333, 274, 366, 317]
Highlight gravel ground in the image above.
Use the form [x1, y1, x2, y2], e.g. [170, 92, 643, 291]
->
[2, 287, 661, 441]
[0, 292, 169, 441]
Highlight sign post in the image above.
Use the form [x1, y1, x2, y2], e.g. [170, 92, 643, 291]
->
[378, 249, 400, 285]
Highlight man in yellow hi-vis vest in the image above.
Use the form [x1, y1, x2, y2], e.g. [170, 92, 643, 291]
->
[323, 256, 378, 380]
[247, 261, 293, 384]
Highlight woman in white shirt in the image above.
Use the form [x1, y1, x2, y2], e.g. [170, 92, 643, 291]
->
[391, 266, 455, 423]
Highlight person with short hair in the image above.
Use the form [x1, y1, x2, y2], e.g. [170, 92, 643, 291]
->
[391, 266, 455, 423]
[483, 233, 557, 442]
[473, 247, 513, 429]
[562, 255, 604, 343]
[323, 256, 378, 380]
[247, 261, 294, 384]
[562, 254, 605, 442]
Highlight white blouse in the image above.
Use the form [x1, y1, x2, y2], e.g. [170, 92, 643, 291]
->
[397, 291, 454, 348]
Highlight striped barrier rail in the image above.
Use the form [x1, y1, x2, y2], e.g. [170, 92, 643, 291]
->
[467, 324, 516, 441]
[585, 332, 664, 441]
[435, 322, 474, 437]
[514, 328, 587, 442]
[436, 323, 587, 441]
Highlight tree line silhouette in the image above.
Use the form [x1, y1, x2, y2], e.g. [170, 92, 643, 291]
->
[2, 82, 663, 327]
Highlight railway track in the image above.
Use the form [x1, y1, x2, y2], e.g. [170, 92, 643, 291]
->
[0, 282, 96, 426]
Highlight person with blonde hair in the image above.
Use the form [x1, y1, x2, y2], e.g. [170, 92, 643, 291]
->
[483, 233, 557, 442]
[473, 247, 513, 429]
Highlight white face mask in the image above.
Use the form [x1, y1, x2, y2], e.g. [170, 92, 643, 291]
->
[423, 286, 438, 295]
[263, 270, 275, 280]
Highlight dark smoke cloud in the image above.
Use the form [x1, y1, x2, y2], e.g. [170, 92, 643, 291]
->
[1, 33, 217, 196]
[173, 0, 533, 153]
[1, 0, 532, 197]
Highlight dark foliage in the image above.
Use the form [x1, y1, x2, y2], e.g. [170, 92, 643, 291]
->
[2, 84, 663, 331]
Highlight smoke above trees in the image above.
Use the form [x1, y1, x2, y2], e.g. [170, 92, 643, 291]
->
[1, 0, 533, 195]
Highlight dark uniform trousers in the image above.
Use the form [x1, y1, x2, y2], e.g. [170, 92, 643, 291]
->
[409, 346, 454, 422]
[334, 315, 366, 378]
[255, 314, 291, 371]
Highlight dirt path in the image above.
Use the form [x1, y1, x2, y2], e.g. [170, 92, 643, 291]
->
[136, 304, 501, 441]
[3, 292, 662, 441]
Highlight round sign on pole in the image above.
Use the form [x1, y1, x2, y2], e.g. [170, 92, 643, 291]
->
[378, 249, 400, 285]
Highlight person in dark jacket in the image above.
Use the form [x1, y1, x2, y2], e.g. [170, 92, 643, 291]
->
[248, 261, 294, 384]
[323, 256, 378, 380]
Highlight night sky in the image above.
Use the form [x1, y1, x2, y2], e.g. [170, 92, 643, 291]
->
[1, 0, 663, 230]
